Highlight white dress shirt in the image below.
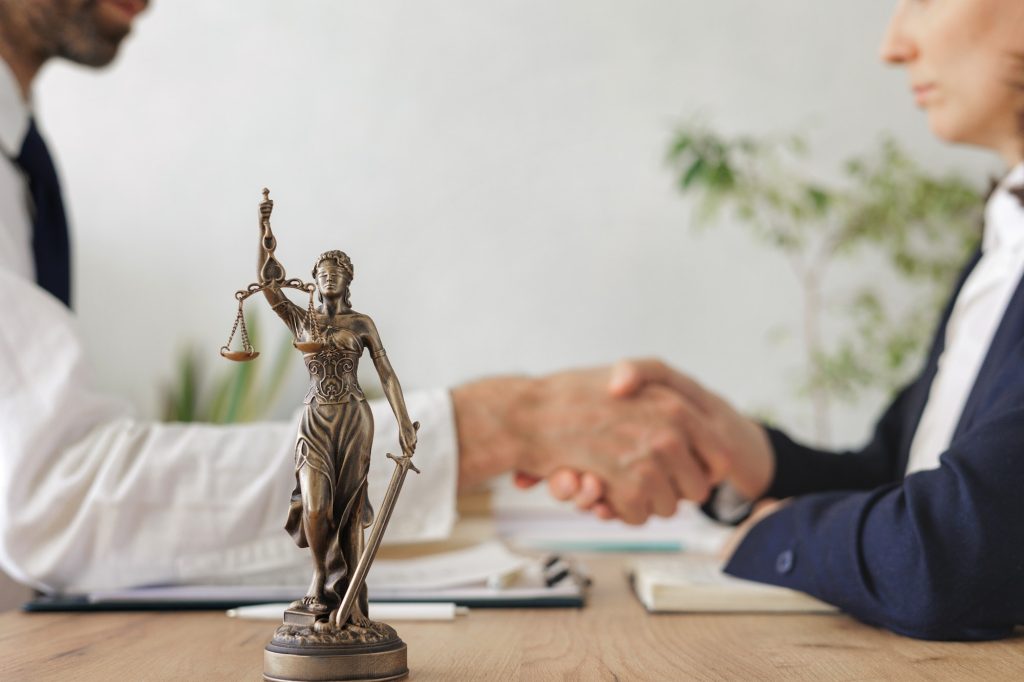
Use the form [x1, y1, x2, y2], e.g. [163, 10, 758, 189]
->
[906, 163, 1024, 474]
[0, 59, 458, 594]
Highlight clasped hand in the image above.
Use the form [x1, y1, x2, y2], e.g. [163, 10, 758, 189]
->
[510, 359, 775, 525]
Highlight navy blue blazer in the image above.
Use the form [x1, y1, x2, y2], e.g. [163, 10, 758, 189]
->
[723, 248, 1024, 640]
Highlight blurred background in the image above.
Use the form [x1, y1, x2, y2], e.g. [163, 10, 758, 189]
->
[3, 0, 1005, 609]
[39, 0, 997, 443]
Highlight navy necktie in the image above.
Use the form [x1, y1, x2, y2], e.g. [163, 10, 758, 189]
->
[16, 118, 71, 307]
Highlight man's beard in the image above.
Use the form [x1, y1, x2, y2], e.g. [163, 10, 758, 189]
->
[18, 0, 131, 68]
[53, 1, 129, 67]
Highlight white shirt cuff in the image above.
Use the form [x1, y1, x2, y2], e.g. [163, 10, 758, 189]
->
[710, 481, 755, 525]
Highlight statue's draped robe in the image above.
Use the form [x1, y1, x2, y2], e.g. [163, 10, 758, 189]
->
[274, 301, 375, 615]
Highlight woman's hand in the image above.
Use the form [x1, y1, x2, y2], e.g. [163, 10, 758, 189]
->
[607, 358, 775, 501]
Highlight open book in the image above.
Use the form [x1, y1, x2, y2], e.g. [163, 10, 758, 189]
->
[629, 555, 836, 613]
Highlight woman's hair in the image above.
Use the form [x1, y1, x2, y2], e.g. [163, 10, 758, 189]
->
[312, 250, 354, 307]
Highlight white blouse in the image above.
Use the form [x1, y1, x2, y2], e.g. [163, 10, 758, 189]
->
[906, 163, 1024, 475]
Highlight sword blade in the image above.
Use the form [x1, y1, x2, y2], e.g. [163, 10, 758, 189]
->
[332, 452, 419, 628]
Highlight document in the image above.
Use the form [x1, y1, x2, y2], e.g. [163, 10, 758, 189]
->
[496, 501, 732, 554]
[25, 542, 587, 611]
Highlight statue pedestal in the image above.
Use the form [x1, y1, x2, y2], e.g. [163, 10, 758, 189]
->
[264, 610, 408, 682]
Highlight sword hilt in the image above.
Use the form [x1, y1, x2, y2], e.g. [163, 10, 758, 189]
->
[387, 452, 421, 475]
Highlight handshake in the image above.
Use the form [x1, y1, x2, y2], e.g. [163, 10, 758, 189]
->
[452, 359, 777, 525]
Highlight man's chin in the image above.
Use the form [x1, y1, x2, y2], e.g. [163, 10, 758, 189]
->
[58, 38, 123, 68]
[57, 0, 139, 67]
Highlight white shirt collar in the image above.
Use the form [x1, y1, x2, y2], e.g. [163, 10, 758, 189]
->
[0, 57, 31, 160]
[983, 162, 1024, 255]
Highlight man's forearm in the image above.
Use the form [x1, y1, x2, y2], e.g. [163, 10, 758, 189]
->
[451, 376, 533, 490]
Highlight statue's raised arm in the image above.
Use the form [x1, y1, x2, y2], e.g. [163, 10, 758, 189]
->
[219, 189, 322, 359]
[258, 188, 288, 299]
[256, 189, 315, 345]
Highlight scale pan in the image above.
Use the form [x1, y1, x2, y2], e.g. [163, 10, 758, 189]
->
[293, 340, 325, 353]
[221, 349, 260, 362]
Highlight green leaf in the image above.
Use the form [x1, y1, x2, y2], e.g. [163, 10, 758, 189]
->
[805, 185, 830, 213]
[681, 157, 707, 189]
[667, 133, 692, 160]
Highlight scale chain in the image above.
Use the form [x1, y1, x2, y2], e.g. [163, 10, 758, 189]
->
[306, 288, 320, 343]
[238, 303, 253, 352]
[223, 304, 242, 352]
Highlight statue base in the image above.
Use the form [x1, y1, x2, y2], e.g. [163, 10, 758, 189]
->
[264, 609, 408, 682]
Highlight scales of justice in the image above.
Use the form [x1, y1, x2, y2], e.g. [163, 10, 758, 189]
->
[221, 189, 421, 682]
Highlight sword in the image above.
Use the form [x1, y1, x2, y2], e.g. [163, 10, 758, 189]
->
[332, 422, 421, 628]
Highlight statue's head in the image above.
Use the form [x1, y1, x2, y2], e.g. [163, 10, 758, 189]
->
[312, 250, 353, 307]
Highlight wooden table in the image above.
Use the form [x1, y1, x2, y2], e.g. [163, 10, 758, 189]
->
[3, 556, 1023, 681]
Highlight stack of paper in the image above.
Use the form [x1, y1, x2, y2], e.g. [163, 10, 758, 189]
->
[25, 542, 587, 611]
[496, 503, 731, 554]
[368, 542, 586, 607]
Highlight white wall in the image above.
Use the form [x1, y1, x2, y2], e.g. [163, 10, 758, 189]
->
[37, 1, 1000, 447]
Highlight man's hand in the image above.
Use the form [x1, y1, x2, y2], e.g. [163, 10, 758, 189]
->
[452, 366, 717, 524]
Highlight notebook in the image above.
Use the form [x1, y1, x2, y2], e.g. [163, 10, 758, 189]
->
[629, 554, 836, 613]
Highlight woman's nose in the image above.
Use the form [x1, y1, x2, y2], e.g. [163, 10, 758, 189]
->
[880, 4, 917, 65]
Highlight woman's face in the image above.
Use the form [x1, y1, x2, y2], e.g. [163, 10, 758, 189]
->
[315, 261, 350, 299]
[881, 0, 1024, 163]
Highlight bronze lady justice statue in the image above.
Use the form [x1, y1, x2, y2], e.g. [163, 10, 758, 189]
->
[228, 190, 419, 681]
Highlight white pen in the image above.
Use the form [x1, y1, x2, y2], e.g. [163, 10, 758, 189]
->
[227, 602, 468, 621]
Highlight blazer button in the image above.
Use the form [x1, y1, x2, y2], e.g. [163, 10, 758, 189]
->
[775, 549, 794, 575]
